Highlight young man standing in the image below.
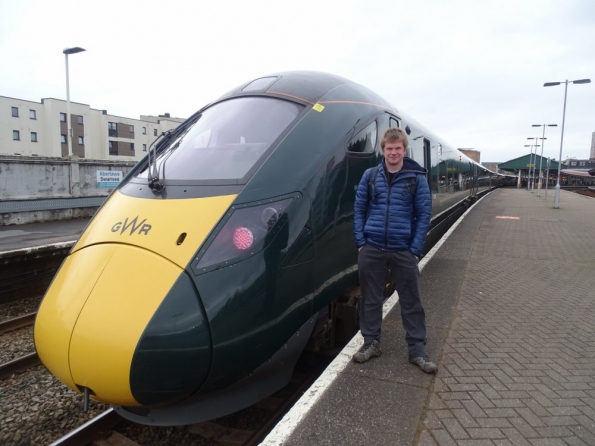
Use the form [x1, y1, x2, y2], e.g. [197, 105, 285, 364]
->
[352, 128, 436, 374]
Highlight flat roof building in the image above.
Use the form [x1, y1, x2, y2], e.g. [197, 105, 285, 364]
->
[1, 95, 184, 161]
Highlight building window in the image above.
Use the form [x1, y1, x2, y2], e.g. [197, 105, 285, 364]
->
[154, 128, 158, 136]
[129, 125, 134, 133]
[77, 115, 83, 125]
[131, 143, 135, 151]
[11, 107, 18, 117]
[30, 109, 36, 120]
[109, 141, 117, 155]
[142, 127, 147, 135]
[78, 136, 84, 145]
[61, 134, 67, 144]
[31, 132, 37, 142]
[108, 122, 117, 137]
[13, 130, 20, 140]
[143, 144, 147, 152]
[60, 112, 66, 122]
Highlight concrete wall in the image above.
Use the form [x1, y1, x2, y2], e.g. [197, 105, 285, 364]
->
[1, 155, 137, 225]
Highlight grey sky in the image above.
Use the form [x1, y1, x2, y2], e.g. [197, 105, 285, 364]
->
[1, 0, 594, 162]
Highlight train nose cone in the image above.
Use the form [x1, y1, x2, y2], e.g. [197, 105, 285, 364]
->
[35, 244, 211, 407]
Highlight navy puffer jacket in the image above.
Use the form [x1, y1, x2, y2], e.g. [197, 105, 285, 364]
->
[354, 158, 432, 256]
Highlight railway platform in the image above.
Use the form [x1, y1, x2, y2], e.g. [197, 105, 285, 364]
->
[0, 218, 89, 253]
[264, 188, 595, 445]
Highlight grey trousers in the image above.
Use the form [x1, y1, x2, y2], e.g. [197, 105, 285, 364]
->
[358, 244, 427, 357]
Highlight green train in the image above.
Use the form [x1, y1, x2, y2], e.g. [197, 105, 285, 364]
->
[34, 71, 511, 425]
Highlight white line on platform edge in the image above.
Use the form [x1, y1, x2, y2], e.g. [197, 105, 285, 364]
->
[260, 193, 489, 445]
[0, 241, 75, 257]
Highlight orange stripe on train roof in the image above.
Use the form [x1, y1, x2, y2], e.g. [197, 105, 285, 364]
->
[318, 100, 395, 111]
[267, 91, 315, 105]
[266, 91, 397, 113]
[495, 216, 520, 220]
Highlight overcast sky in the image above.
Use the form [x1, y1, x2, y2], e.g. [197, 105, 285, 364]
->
[1, 0, 594, 162]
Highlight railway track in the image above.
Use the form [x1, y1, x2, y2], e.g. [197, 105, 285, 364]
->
[0, 313, 40, 380]
[0, 312, 36, 334]
[48, 355, 329, 446]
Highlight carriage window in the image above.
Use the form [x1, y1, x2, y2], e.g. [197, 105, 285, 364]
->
[136, 97, 303, 182]
[347, 121, 377, 153]
[389, 118, 400, 128]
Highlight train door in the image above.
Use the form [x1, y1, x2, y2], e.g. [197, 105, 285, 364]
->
[422, 138, 432, 184]
[312, 117, 382, 311]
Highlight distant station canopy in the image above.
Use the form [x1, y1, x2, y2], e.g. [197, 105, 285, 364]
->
[498, 154, 565, 173]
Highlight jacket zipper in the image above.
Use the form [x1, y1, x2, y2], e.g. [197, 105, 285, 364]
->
[384, 171, 396, 248]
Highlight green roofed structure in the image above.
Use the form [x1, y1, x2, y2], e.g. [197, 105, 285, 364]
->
[498, 154, 566, 173]
[499, 154, 566, 186]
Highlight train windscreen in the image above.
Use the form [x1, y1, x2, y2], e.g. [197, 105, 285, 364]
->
[137, 97, 303, 182]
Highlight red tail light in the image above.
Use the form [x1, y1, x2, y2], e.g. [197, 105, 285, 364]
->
[193, 197, 294, 273]
[233, 227, 254, 250]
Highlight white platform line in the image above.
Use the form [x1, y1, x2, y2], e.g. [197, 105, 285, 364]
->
[0, 241, 75, 257]
[261, 194, 488, 445]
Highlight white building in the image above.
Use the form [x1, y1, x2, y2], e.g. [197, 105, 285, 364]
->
[1, 95, 184, 160]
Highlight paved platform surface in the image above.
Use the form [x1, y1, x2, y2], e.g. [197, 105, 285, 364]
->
[0, 218, 89, 252]
[270, 188, 595, 445]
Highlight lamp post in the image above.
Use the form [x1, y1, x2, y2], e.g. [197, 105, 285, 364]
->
[527, 138, 537, 192]
[545, 157, 551, 199]
[544, 78, 591, 208]
[527, 136, 546, 192]
[524, 144, 539, 191]
[531, 124, 557, 197]
[63, 47, 86, 157]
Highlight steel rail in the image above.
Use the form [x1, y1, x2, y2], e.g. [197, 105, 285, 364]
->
[0, 312, 36, 334]
[0, 352, 41, 379]
[48, 408, 123, 446]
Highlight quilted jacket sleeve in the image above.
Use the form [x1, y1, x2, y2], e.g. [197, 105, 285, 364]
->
[409, 174, 432, 256]
[353, 169, 371, 248]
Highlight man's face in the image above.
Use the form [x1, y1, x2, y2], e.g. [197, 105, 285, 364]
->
[383, 140, 406, 170]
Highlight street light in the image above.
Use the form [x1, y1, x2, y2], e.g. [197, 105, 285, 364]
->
[524, 143, 539, 191]
[527, 136, 546, 192]
[63, 46, 86, 157]
[543, 78, 591, 208]
[532, 124, 557, 197]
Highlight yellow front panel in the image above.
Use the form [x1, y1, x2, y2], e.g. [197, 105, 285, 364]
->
[34, 244, 118, 390]
[73, 191, 238, 268]
[69, 244, 181, 406]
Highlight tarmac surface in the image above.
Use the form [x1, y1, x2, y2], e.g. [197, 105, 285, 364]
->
[265, 188, 595, 445]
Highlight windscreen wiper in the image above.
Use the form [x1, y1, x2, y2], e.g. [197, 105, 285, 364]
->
[147, 130, 172, 192]
[146, 111, 202, 193]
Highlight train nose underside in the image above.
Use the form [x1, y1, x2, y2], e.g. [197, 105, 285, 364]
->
[34, 243, 212, 407]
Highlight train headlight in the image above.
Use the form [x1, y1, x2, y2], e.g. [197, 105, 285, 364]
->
[193, 197, 294, 273]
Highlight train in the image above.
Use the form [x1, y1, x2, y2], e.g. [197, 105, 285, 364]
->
[34, 71, 514, 426]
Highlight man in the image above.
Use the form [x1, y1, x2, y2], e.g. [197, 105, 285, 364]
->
[352, 127, 436, 374]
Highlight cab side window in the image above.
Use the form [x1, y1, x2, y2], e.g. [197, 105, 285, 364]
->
[347, 121, 377, 153]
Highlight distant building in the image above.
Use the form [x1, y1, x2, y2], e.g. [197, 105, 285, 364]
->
[566, 158, 595, 171]
[1, 95, 184, 160]
[482, 162, 503, 174]
[458, 148, 480, 163]
[591, 131, 595, 160]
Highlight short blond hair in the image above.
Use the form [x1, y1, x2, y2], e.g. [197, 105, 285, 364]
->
[380, 128, 408, 150]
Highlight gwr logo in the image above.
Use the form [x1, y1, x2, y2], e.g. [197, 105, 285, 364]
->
[111, 216, 152, 236]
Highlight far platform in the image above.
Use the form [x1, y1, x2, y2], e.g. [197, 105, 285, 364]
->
[0, 219, 89, 253]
